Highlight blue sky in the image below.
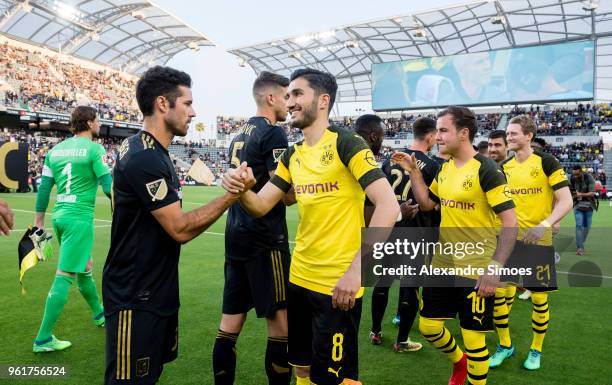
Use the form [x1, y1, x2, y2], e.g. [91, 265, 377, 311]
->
[153, 0, 462, 130]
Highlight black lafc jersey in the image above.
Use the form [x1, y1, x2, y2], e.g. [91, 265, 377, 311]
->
[381, 149, 440, 227]
[103, 131, 182, 317]
[225, 116, 289, 259]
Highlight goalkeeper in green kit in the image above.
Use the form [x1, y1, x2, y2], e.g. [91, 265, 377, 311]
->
[32, 106, 112, 353]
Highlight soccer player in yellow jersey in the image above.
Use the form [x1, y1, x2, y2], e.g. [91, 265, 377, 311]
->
[393, 106, 517, 385]
[488, 115, 572, 371]
[222, 68, 399, 385]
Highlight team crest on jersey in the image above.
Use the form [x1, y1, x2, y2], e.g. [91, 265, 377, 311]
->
[530, 166, 540, 178]
[272, 148, 285, 163]
[321, 144, 334, 166]
[145, 178, 168, 201]
[364, 150, 377, 167]
[136, 357, 150, 377]
[118, 139, 129, 160]
[462, 174, 474, 191]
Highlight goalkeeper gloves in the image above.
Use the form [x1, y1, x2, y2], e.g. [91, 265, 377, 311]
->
[29, 226, 53, 261]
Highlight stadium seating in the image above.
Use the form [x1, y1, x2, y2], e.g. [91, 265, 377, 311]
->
[0, 41, 141, 123]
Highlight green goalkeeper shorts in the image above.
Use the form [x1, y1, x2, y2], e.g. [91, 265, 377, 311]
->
[52, 218, 94, 273]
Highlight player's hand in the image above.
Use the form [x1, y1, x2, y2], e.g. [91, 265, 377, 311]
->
[552, 221, 560, 235]
[222, 162, 249, 194]
[0, 199, 14, 235]
[400, 199, 419, 220]
[475, 271, 500, 298]
[522, 225, 546, 245]
[391, 152, 418, 173]
[241, 166, 256, 193]
[332, 268, 360, 311]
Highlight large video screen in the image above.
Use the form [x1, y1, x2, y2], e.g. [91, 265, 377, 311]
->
[371, 41, 594, 111]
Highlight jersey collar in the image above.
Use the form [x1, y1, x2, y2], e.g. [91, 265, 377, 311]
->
[141, 130, 168, 155]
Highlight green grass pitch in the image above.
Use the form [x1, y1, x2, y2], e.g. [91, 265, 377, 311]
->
[1, 187, 611, 384]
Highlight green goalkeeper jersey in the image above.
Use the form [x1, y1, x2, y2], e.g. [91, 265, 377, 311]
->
[42, 136, 110, 220]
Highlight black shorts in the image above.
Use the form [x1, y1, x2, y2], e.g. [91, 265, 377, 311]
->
[105, 310, 178, 385]
[420, 281, 494, 332]
[287, 283, 361, 385]
[504, 242, 557, 292]
[222, 248, 290, 318]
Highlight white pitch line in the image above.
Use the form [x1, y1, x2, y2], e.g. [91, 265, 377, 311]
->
[11, 209, 112, 222]
[557, 270, 612, 280]
[11, 209, 292, 243]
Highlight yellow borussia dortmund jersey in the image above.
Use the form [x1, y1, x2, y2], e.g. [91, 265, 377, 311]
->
[501, 150, 569, 246]
[428, 154, 515, 275]
[270, 126, 385, 297]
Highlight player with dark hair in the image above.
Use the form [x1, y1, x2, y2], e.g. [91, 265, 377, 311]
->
[32, 106, 111, 353]
[222, 68, 399, 385]
[213, 71, 294, 385]
[487, 130, 508, 165]
[103, 66, 249, 384]
[393, 106, 517, 385]
[477, 140, 489, 156]
[358, 116, 439, 353]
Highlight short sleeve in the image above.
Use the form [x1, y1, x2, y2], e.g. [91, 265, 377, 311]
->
[478, 157, 514, 214]
[422, 158, 440, 186]
[337, 130, 385, 189]
[261, 126, 289, 172]
[269, 146, 293, 193]
[124, 151, 180, 211]
[91, 143, 110, 178]
[42, 154, 53, 178]
[539, 151, 569, 191]
[429, 168, 441, 204]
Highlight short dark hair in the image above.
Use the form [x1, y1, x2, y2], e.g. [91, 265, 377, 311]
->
[509, 114, 536, 137]
[437, 106, 477, 142]
[70, 106, 97, 133]
[572, 165, 582, 171]
[488, 129, 507, 144]
[412, 117, 436, 140]
[532, 137, 547, 148]
[253, 71, 289, 95]
[136, 66, 192, 116]
[354, 114, 383, 137]
[477, 140, 489, 151]
[290, 68, 337, 114]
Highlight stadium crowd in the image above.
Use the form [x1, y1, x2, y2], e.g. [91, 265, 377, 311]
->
[217, 112, 502, 140]
[0, 41, 141, 123]
[509, 103, 612, 135]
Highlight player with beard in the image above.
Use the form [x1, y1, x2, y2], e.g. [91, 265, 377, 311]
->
[222, 68, 399, 385]
[103, 66, 247, 384]
[487, 130, 508, 165]
[357, 116, 440, 353]
[213, 72, 295, 385]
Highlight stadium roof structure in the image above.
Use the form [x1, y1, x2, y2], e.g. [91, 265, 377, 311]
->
[0, 0, 213, 74]
[229, 0, 612, 105]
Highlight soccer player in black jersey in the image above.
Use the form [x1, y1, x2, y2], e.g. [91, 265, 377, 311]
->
[102, 66, 250, 385]
[213, 72, 294, 385]
[357, 116, 439, 353]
